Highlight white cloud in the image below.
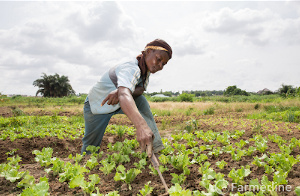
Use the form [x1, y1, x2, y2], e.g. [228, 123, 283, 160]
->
[0, 1, 299, 95]
[172, 31, 208, 57]
[201, 7, 300, 46]
[65, 2, 136, 44]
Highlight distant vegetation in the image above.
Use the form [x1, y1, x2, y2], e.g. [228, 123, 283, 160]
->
[1, 84, 299, 104]
[33, 73, 75, 97]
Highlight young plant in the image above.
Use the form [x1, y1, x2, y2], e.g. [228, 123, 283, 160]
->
[69, 174, 100, 195]
[171, 173, 186, 185]
[59, 162, 90, 183]
[216, 160, 227, 170]
[208, 147, 223, 157]
[253, 135, 268, 153]
[264, 164, 274, 175]
[158, 154, 170, 165]
[0, 155, 26, 183]
[169, 183, 192, 196]
[86, 145, 101, 157]
[107, 142, 123, 152]
[192, 154, 208, 164]
[68, 152, 86, 163]
[149, 165, 168, 176]
[86, 155, 99, 170]
[116, 126, 126, 138]
[235, 139, 249, 149]
[246, 146, 256, 156]
[173, 142, 186, 153]
[295, 186, 300, 196]
[228, 166, 251, 185]
[231, 148, 246, 161]
[45, 157, 65, 176]
[169, 153, 191, 172]
[217, 134, 230, 145]
[134, 158, 147, 170]
[112, 153, 130, 165]
[114, 165, 141, 190]
[20, 176, 49, 196]
[99, 159, 116, 175]
[160, 145, 174, 155]
[32, 147, 53, 167]
[198, 161, 211, 175]
[138, 181, 154, 196]
[232, 130, 245, 139]
[252, 154, 268, 167]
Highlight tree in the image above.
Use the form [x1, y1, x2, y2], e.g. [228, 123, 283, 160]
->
[224, 85, 249, 96]
[278, 84, 296, 97]
[33, 73, 75, 97]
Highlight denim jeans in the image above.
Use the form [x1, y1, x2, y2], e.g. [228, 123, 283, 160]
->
[81, 95, 164, 154]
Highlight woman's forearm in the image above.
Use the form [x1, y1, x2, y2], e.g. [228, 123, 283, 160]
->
[118, 86, 147, 128]
[118, 86, 154, 157]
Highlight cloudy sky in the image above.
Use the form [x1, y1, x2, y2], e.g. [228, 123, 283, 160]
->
[1, 1, 300, 96]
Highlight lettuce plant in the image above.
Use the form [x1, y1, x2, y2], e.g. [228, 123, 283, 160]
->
[32, 147, 53, 167]
[69, 174, 100, 195]
[68, 152, 86, 163]
[228, 166, 251, 185]
[86, 155, 99, 170]
[20, 176, 49, 196]
[169, 153, 191, 171]
[216, 160, 227, 170]
[86, 145, 101, 157]
[45, 157, 65, 176]
[171, 173, 186, 185]
[149, 165, 168, 176]
[59, 162, 89, 183]
[99, 159, 116, 175]
[137, 181, 153, 196]
[168, 183, 192, 196]
[133, 158, 147, 170]
[114, 165, 141, 190]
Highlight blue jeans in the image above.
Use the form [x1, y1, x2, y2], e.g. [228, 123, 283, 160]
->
[81, 95, 164, 154]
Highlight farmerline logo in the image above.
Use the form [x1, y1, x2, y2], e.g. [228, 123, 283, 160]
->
[214, 181, 293, 195]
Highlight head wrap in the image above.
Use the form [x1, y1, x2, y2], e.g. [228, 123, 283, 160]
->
[136, 39, 172, 87]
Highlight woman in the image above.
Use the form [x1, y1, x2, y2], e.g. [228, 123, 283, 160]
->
[81, 39, 172, 158]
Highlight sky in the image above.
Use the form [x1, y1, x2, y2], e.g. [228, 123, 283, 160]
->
[0, 1, 300, 96]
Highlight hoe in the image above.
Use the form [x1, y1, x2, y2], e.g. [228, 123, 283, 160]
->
[150, 152, 169, 196]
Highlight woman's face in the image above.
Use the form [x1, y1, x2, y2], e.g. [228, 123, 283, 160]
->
[145, 49, 169, 74]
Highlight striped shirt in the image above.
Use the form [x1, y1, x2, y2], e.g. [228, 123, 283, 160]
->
[87, 58, 150, 114]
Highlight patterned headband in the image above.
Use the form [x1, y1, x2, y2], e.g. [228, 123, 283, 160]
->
[145, 46, 168, 52]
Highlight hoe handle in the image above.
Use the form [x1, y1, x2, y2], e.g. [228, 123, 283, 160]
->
[150, 153, 169, 195]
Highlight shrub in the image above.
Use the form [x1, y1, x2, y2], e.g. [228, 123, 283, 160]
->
[178, 93, 194, 102]
[203, 107, 215, 115]
[224, 85, 249, 96]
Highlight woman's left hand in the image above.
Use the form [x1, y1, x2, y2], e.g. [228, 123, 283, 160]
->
[101, 89, 119, 106]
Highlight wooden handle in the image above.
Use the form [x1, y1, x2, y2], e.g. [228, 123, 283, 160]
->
[150, 153, 169, 194]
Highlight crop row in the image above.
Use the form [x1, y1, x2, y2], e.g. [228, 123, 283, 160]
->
[1, 124, 300, 195]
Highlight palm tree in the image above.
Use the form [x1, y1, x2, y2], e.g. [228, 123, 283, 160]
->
[33, 73, 75, 97]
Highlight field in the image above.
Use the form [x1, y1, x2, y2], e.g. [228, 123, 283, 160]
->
[0, 95, 300, 196]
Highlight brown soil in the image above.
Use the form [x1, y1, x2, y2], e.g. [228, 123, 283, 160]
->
[0, 106, 299, 195]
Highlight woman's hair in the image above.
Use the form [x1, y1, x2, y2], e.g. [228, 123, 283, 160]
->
[144, 39, 172, 59]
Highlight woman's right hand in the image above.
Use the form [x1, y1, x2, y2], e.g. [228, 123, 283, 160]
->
[136, 125, 154, 158]
[101, 89, 119, 106]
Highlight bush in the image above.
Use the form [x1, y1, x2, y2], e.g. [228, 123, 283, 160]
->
[203, 107, 215, 115]
[224, 85, 249, 96]
[178, 93, 194, 102]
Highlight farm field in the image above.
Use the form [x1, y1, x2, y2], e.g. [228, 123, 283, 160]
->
[0, 96, 300, 196]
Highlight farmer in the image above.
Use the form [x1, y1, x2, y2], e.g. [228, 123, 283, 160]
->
[81, 39, 172, 158]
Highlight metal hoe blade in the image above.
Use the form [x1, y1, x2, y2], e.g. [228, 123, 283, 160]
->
[150, 152, 169, 195]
